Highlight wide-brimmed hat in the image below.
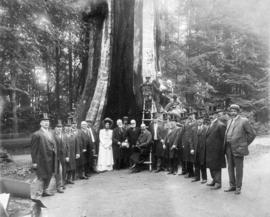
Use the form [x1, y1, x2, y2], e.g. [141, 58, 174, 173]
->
[229, 104, 240, 112]
[103, 117, 113, 126]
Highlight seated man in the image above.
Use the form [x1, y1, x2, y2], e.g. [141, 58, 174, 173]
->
[130, 123, 152, 173]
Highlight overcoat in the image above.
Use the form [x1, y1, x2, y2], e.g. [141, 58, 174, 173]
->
[31, 129, 56, 179]
[64, 133, 79, 171]
[205, 120, 226, 170]
[126, 127, 140, 148]
[195, 125, 208, 165]
[182, 122, 198, 162]
[76, 130, 90, 168]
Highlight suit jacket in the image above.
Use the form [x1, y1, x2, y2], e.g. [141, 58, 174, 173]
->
[53, 131, 68, 173]
[112, 127, 127, 159]
[165, 127, 181, 159]
[31, 129, 56, 179]
[225, 116, 256, 156]
[87, 126, 98, 154]
[126, 127, 140, 148]
[137, 129, 152, 149]
[206, 120, 226, 170]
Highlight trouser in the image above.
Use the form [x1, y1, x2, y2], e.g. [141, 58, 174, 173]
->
[210, 169, 222, 185]
[186, 161, 194, 176]
[31, 176, 51, 199]
[55, 163, 64, 190]
[156, 157, 165, 170]
[194, 154, 207, 180]
[194, 163, 207, 180]
[66, 170, 75, 181]
[226, 143, 244, 189]
[169, 158, 178, 173]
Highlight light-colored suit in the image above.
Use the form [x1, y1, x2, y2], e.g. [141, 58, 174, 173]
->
[225, 116, 256, 156]
[225, 115, 256, 189]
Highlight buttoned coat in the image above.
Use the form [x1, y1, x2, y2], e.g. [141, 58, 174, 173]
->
[205, 120, 226, 170]
[31, 129, 56, 179]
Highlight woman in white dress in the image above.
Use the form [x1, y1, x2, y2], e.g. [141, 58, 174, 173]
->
[97, 118, 114, 172]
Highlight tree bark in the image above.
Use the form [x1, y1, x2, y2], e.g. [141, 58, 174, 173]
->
[68, 46, 73, 111]
[10, 72, 18, 137]
[55, 45, 61, 118]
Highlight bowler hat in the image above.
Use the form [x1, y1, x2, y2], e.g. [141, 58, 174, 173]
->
[65, 117, 72, 127]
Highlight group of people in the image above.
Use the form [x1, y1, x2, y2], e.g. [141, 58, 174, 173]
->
[31, 116, 97, 199]
[30, 103, 256, 199]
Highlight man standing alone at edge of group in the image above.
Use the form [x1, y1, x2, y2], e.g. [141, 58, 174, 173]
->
[224, 104, 256, 195]
[205, 112, 226, 190]
[31, 113, 56, 198]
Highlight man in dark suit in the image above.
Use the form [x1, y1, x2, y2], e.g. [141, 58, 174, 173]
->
[149, 115, 167, 172]
[224, 104, 256, 194]
[205, 112, 226, 190]
[126, 119, 140, 166]
[191, 117, 208, 183]
[31, 113, 56, 198]
[165, 121, 182, 175]
[181, 114, 197, 178]
[53, 120, 67, 193]
[86, 119, 98, 174]
[130, 123, 152, 173]
[113, 119, 127, 169]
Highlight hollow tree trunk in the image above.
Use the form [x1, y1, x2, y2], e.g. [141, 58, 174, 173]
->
[78, 0, 160, 129]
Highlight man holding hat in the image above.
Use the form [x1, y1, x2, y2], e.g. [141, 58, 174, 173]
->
[224, 104, 256, 194]
[31, 113, 56, 198]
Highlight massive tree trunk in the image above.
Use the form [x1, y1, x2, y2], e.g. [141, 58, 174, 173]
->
[78, 0, 159, 129]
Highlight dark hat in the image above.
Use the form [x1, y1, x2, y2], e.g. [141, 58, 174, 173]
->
[65, 117, 72, 127]
[173, 95, 178, 99]
[123, 116, 129, 120]
[85, 117, 92, 123]
[56, 120, 63, 127]
[72, 116, 77, 124]
[229, 104, 240, 112]
[103, 117, 113, 126]
[41, 113, 50, 121]
[145, 76, 151, 79]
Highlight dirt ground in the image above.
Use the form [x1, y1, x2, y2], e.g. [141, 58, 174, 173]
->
[3, 136, 270, 217]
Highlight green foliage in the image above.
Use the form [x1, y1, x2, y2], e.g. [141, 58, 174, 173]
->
[159, 0, 269, 127]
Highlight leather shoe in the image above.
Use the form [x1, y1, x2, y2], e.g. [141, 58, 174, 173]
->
[167, 171, 173, 175]
[207, 182, 215, 186]
[67, 180, 74, 184]
[179, 172, 187, 176]
[57, 189, 64, 193]
[201, 180, 207, 184]
[234, 188, 241, 195]
[211, 184, 221, 190]
[191, 178, 200, 182]
[42, 192, 53, 197]
[155, 169, 162, 173]
[224, 187, 236, 192]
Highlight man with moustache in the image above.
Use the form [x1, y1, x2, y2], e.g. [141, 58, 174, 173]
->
[86, 119, 98, 174]
[224, 104, 256, 195]
[205, 112, 226, 190]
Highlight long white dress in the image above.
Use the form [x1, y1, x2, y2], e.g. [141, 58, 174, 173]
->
[97, 129, 114, 172]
